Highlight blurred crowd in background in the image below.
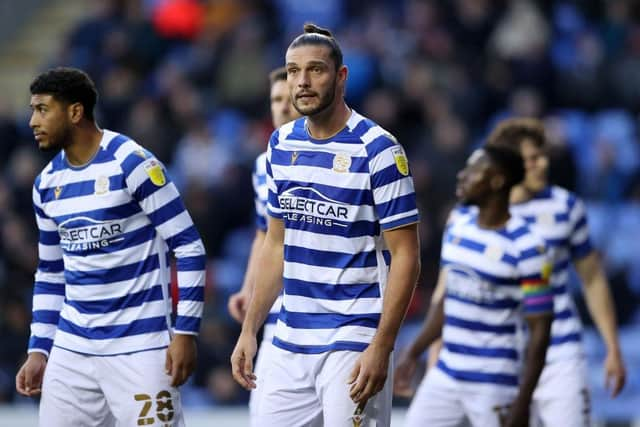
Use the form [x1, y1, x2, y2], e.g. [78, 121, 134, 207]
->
[1, 0, 639, 418]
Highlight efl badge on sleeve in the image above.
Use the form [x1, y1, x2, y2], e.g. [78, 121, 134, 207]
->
[392, 147, 409, 176]
[541, 261, 553, 281]
[333, 152, 352, 173]
[144, 160, 166, 186]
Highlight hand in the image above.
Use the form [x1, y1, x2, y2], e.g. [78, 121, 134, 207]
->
[16, 352, 47, 397]
[393, 350, 418, 398]
[165, 334, 197, 387]
[230, 331, 257, 390]
[228, 290, 251, 324]
[604, 350, 626, 397]
[348, 343, 391, 405]
[503, 401, 529, 427]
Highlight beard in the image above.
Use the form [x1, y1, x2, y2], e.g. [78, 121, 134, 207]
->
[39, 122, 72, 152]
[292, 80, 336, 117]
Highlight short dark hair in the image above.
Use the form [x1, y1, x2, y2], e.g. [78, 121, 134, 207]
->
[269, 67, 287, 87]
[288, 23, 343, 71]
[30, 67, 98, 121]
[483, 144, 525, 190]
[487, 117, 547, 151]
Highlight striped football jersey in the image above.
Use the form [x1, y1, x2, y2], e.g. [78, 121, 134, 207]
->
[252, 151, 282, 340]
[265, 111, 419, 354]
[29, 130, 206, 357]
[438, 213, 553, 387]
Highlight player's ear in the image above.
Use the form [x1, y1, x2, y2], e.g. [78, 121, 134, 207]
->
[68, 102, 84, 124]
[490, 175, 505, 191]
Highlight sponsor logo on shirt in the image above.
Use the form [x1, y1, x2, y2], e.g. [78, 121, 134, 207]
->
[59, 216, 124, 251]
[279, 187, 351, 228]
[446, 264, 496, 302]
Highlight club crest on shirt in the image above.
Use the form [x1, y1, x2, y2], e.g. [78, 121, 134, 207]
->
[333, 152, 351, 173]
[484, 244, 503, 261]
[391, 147, 409, 176]
[291, 151, 299, 165]
[536, 212, 554, 225]
[54, 186, 62, 199]
[144, 160, 166, 186]
[94, 175, 110, 195]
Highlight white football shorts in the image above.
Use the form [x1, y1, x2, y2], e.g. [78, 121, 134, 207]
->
[39, 346, 184, 427]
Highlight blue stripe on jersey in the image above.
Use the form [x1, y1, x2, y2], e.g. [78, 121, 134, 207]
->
[147, 197, 185, 226]
[265, 313, 278, 325]
[280, 309, 380, 329]
[58, 316, 168, 339]
[270, 148, 369, 173]
[571, 240, 592, 259]
[165, 225, 201, 250]
[176, 255, 206, 271]
[178, 285, 204, 302]
[29, 337, 53, 352]
[65, 254, 160, 285]
[445, 342, 518, 359]
[520, 247, 545, 260]
[39, 230, 59, 245]
[40, 175, 124, 203]
[52, 200, 142, 224]
[445, 315, 516, 334]
[272, 336, 368, 354]
[370, 164, 407, 189]
[66, 285, 164, 314]
[32, 310, 60, 324]
[34, 281, 65, 295]
[284, 216, 380, 238]
[102, 134, 130, 158]
[132, 177, 165, 202]
[284, 278, 381, 300]
[383, 214, 420, 231]
[550, 332, 581, 346]
[376, 193, 418, 221]
[441, 260, 518, 286]
[555, 309, 572, 320]
[38, 259, 64, 273]
[175, 315, 200, 331]
[437, 360, 518, 387]
[364, 134, 395, 159]
[284, 245, 379, 269]
[120, 150, 149, 178]
[445, 292, 519, 310]
[496, 225, 529, 241]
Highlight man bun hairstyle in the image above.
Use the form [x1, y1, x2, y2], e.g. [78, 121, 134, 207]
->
[483, 144, 526, 190]
[288, 22, 343, 71]
[30, 67, 98, 121]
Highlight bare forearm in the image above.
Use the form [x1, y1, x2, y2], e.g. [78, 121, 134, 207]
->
[578, 254, 621, 353]
[240, 231, 266, 294]
[408, 298, 444, 358]
[583, 273, 620, 352]
[371, 252, 420, 352]
[242, 243, 283, 335]
[515, 316, 551, 406]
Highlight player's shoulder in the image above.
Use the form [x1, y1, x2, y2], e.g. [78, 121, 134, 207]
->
[254, 151, 268, 173]
[350, 112, 399, 151]
[506, 216, 546, 252]
[548, 185, 584, 212]
[270, 118, 303, 148]
[445, 204, 476, 229]
[102, 130, 144, 160]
